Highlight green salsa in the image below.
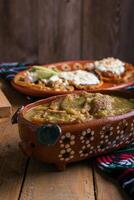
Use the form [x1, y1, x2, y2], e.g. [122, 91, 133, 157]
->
[25, 92, 134, 124]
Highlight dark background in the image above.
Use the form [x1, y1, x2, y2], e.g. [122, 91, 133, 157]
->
[0, 0, 134, 64]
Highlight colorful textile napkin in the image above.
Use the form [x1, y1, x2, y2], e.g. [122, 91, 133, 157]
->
[96, 143, 134, 199]
[0, 62, 134, 199]
[0, 62, 33, 80]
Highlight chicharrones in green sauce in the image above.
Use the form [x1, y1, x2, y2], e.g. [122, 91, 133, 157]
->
[25, 92, 134, 124]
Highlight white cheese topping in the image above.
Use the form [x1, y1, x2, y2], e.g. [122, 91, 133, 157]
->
[49, 75, 60, 82]
[59, 70, 100, 85]
[27, 69, 100, 86]
[94, 57, 125, 75]
[26, 71, 38, 82]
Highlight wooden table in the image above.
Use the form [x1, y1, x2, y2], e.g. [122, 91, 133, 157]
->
[0, 80, 130, 200]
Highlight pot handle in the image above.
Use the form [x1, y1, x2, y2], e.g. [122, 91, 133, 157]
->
[11, 106, 23, 124]
[37, 124, 61, 146]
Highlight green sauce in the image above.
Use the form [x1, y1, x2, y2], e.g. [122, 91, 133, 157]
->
[25, 92, 134, 124]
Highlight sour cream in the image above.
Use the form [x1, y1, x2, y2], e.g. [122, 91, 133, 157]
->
[59, 70, 100, 85]
[26, 71, 38, 82]
[27, 69, 100, 86]
[94, 57, 125, 75]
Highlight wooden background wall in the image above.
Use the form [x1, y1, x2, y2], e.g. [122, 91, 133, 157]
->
[0, 0, 134, 64]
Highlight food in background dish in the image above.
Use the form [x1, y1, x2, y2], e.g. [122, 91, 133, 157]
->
[89, 57, 134, 83]
[14, 66, 103, 91]
[24, 92, 134, 124]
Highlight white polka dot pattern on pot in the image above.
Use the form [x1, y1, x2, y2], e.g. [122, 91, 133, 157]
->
[57, 118, 134, 162]
[130, 120, 134, 131]
[79, 144, 95, 157]
[98, 123, 127, 150]
[79, 145, 95, 157]
[58, 132, 75, 162]
[100, 125, 114, 139]
[58, 148, 75, 161]
[79, 146, 88, 157]
[80, 128, 94, 144]
[116, 120, 128, 133]
[59, 132, 75, 148]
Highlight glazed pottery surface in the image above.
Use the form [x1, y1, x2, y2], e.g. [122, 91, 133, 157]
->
[11, 60, 134, 97]
[13, 90, 134, 170]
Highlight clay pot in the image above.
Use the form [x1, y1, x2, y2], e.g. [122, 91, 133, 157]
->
[12, 90, 134, 170]
[11, 60, 134, 97]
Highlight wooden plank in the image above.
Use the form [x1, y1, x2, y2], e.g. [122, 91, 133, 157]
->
[0, 80, 28, 108]
[0, 89, 12, 118]
[38, 0, 82, 64]
[0, 0, 38, 63]
[0, 0, 134, 65]
[0, 119, 27, 200]
[82, 0, 121, 60]
[20, 160, 95, 200]
[0, 80, 28, 200]
[118, 0, 134, 64]
[94, 168, 130, 200]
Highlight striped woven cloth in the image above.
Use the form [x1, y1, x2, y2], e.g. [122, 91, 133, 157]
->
[0, 62, 134, 199]
[0, 62, 33, 80]
[96, 144, 134, 199]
